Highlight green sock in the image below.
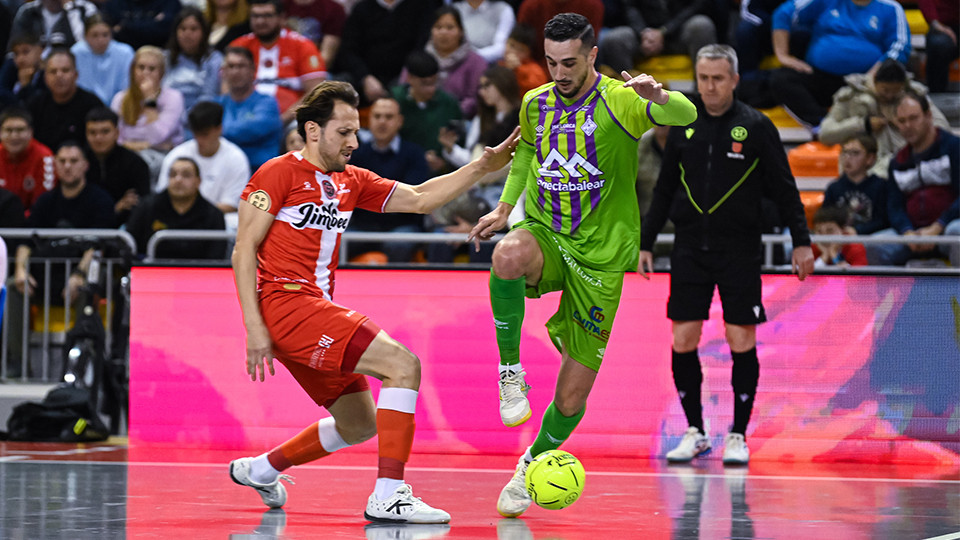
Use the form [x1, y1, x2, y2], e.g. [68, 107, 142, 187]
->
[530, 402, 586, 457]
[490, 271, 525, 367]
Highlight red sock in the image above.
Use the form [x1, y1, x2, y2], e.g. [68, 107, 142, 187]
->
[267, 422, 331, 471]
[376, 409, 415, 480]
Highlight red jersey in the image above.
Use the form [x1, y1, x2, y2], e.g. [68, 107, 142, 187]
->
[230, 29, 326, 114]
[0, 139, 56, 212]
[241, 152, 397, 300]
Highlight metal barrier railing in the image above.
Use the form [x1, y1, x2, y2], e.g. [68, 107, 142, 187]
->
[144, 229, 960, 273]
[0, 229, 135, 383]
[3, 228, 958, 382]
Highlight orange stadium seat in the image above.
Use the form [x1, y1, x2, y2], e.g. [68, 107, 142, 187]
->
[348, 251, 388, 265]
[800, 190, 824, 230]
[788, 141, 841, 178]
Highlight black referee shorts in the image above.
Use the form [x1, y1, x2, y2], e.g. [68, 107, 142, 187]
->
[667, 245, 767, 325]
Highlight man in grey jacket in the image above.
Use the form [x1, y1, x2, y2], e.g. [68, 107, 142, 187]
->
[818, 59, 949, 179]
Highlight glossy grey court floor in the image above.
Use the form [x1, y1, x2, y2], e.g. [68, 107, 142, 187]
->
[0, 442, 957, 540]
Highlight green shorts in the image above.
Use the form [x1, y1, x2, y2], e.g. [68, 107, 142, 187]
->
[515, 219, 625, 372]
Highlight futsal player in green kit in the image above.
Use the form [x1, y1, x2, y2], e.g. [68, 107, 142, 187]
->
[468, 13, 698, 517]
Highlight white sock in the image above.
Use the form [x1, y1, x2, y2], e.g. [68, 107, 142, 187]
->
[499, 362, 523, 376]
[248, 453, 280, 484]
[374, 477, 405, 500]
[522, 446, 534, 463]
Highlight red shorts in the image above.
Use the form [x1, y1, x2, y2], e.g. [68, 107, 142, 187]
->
[260, 285, 379, 408]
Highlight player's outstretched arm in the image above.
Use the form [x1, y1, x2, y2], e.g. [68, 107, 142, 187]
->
[384, 127, 520, 215]
[468, 201, 514, 251]
[622, 71, 697, 126]
[233, 201, 278, 382]
[621, 70, 669, 105]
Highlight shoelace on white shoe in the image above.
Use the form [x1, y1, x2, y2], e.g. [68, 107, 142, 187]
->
[393, 485, 434, 511]
[499, 372, 529, 401]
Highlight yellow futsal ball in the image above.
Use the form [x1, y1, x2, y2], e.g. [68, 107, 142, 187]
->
[524, 449, 585, 510]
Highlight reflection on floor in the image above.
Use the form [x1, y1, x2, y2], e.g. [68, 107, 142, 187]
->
[0, 442, 958, 539]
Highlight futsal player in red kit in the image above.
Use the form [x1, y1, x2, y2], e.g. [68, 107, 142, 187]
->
[229, 81, 519, 523]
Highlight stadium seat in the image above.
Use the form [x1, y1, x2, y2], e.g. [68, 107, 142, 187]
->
[634, 55, 694, 93]
[799, 190, 824, 230]
[758, 106, 813, 143]
[788, 141, 841, 178]
[905, 9, 930, 37]
[349, 251, 388, 265]
[30, 303, 110, 334]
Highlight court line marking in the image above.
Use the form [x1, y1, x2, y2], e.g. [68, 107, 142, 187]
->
[7, 459, 959, 484]
[923, 533, 960, 540]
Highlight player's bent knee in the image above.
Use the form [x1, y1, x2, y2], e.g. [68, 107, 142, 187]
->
[386, 347, 421, 390]
[492, 233, 537, 280]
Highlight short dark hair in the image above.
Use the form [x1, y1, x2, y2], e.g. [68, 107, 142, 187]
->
[296, 81, 359, 138]
[224, 46, 255, 65]
[56, 139, 86, 155]
[85, 106, 119, 126]
[0, 107, 33, 128]
[249, 0, 283, 13]
[873, 59, 907, 84]
[8, 32, 42, 48]
[83, 13, 109, 33]
[813, 205, 849, 227]
[508, 24, 536, 50]
[842, 133, 877, 155]
[172, 156, 201, 178]
[45, 47, 77, 69]
[543, 13, 595, 50]
[898, 89, 930, 113]
[405, 50, 439, 79]
[188, 101, 224, 133]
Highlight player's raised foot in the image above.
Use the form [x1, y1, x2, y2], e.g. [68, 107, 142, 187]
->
[666, 426, 711, 463]
[499, 370, 531, 427]
[497, 455, 532, 517]
[364, 484, 451, 524]
[229, 457, 294, 509]
[364, 522, 451, 540]
[722, 432, 750, 465]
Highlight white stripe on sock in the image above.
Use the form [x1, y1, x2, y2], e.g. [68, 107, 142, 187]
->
[499, 362, 522, 376]
[317, 417, 349, 453]
[376, 387, 418, 414]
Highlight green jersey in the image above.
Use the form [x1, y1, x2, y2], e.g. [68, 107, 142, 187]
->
[502, 75, 697, 271]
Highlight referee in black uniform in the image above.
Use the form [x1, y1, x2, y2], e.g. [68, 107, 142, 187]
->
[639, 44, 815, 465]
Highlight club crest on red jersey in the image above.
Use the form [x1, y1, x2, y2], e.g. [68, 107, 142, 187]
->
[321, 178, 337, 199]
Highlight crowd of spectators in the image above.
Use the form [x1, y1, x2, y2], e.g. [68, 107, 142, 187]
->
[0, 0, 956, 270]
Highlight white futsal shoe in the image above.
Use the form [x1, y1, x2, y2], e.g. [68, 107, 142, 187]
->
[722, 432, 750, 465]
[499, 370, 532, 427]
[666, 426, 712, 463]
[364, 484, 451, 524]
[229, 457, 294, 509]
[497, 455, 532, 517]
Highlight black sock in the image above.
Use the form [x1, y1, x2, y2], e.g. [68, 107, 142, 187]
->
[731, 347, 759, 435]
[672, 349, 703, 432]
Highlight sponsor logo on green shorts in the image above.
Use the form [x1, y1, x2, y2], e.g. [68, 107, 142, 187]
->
[573, 306, 610, 342]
